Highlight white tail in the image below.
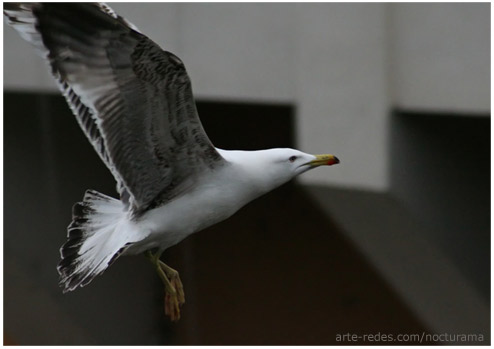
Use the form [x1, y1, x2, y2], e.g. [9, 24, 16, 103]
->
[58, 190, 136, 292]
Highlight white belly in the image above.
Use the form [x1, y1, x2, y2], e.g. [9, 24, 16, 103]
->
[125, 168, 261, 254]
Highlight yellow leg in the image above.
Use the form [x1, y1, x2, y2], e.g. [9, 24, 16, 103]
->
[159, 260, 185, 305]
[146, 251, 185, 321]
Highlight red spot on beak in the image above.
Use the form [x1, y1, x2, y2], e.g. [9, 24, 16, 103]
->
[328, 156, 340, 165]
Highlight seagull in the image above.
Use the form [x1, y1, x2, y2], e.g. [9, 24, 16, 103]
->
[4, 3, 339, 321]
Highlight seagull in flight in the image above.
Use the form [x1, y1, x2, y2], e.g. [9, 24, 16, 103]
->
[4, 3, 339, 321]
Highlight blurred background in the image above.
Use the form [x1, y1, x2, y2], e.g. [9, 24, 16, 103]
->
[3, 2, 490, 345]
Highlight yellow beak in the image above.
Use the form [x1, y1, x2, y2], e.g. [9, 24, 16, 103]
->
[309, 154, 340, 167]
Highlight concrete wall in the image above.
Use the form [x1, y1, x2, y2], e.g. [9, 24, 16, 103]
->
[386, 3, 490, 301]
[389, 3, 490, 113]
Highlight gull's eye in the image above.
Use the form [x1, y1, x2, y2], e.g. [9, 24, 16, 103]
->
[289, 155, 297, 163]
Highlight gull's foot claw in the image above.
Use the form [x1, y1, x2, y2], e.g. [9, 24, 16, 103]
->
[146, 252, 185, 321]
[160, 262, 185, 321]
[164, 289, 181, 321]
[170, 273, 185, 305]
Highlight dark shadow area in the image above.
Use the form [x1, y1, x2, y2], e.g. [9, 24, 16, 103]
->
[306, 184, 490, 345]
[5, 91, 431, 344]
[390, 110, 490, 300]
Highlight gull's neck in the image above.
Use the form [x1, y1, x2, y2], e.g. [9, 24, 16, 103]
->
[215, 148, 293, 193]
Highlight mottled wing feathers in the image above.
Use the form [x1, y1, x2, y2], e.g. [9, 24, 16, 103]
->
[4, 3, 225, 215]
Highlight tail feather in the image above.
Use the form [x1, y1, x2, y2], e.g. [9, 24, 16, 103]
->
[58, 190, 136, 292]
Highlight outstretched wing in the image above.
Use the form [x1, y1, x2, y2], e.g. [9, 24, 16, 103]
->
[4, 3, 225, 215]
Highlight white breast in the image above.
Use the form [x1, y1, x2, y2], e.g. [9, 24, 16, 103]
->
[126, 162, 262, 254]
